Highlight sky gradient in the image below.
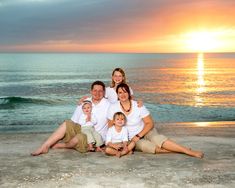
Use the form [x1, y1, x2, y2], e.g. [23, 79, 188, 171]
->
[0, 0, 235, 53]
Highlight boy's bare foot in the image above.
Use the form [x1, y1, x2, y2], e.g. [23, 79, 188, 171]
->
[31, 146, 49, 156]
[116, 151, 121, 158]
[96, 147, 104, 152]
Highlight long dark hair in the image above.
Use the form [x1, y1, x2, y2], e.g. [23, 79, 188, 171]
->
[116, 83, 131, 100]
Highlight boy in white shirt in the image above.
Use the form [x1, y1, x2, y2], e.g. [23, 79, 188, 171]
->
[105, 112, 135, 157]
[79, 100, 103, 152]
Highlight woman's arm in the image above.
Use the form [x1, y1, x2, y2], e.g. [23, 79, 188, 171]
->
[131, 114, 154, 142]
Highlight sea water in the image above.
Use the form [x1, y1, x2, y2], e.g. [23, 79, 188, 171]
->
[0, 53, 235, 133]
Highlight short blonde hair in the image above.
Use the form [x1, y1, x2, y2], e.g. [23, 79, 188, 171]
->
[113, 111, 127, 124]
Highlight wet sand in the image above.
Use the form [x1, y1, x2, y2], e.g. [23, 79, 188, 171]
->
[1, 121, 235, 188]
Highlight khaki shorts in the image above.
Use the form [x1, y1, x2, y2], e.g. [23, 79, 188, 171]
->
[62, 120, 88, 153]
[135, 128, 168, 154]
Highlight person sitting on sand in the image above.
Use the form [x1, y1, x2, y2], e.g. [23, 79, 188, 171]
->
[78, 100, 103, 152]
[105, 112, 135, 158]
[31, 81, 110, 156]
[107, 83, 204, 158]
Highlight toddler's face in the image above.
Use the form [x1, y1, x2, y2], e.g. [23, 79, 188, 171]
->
[114, 115, 125, 127]
[82, 103, 92, 114]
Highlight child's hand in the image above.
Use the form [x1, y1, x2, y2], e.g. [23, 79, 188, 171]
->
[86, 114, 91, 122]
[77, 96, 89, 105]
[137, 99, 143, 107]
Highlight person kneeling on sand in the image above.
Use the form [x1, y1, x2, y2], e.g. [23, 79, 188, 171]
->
[31, 81, 110, 156]
[105, 112, 135, 158]
[78, 100, 103, 152]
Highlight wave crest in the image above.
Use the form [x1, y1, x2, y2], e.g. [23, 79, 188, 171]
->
[0, 96, 56, 109]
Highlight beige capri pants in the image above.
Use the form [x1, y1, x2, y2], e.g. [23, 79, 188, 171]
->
[135, 128, 168, 154]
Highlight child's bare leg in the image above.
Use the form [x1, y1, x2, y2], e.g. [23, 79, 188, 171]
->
[88, 143, 95, 151]
[105, 147, 119, 156]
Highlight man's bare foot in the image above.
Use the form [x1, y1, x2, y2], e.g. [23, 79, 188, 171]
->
[31, 146, 49, 156]
[192, 151, 204, 158]
[127, 150, 133, 155]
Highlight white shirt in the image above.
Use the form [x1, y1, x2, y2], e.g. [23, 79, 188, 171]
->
[71, 97, 110, 141]
[105, 86, 134, 104]
[107, 100, 150, 139]
[78, 113, 97, 127]
[106, 126, 128, 145]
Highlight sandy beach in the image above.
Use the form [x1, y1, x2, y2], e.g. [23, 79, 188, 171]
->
[1, 121, 235, 188]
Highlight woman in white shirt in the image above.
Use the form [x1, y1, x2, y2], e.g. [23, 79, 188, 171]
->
[107, 83, 204, 158]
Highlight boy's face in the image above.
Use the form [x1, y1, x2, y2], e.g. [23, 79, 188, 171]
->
[114, 115, 125, 127]
[82, 103, 92, 114]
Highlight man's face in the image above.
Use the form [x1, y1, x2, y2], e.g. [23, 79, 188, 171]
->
[91, 85, 104, 101]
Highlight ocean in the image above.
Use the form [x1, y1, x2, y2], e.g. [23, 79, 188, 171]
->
[0, 53, 235, 133]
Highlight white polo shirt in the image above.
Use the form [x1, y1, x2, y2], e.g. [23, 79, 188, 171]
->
[105, 86, 134, 104]
[107, 100, 150, 139]
[71, 97, 110, 141]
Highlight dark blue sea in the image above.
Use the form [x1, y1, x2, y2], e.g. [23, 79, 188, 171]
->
[1, 53, 235, 133]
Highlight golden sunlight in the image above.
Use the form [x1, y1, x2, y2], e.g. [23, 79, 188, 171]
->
[183, 31, 222, 52]
[195, 53, 205, 106]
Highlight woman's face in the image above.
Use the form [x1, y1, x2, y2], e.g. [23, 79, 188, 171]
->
[112, 71, 124, 85]
[117, 87, 129, 102]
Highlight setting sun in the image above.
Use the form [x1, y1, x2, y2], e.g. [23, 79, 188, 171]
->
[183, 31, 222, 52]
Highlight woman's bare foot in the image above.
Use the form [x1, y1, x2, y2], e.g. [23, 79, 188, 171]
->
[31, 146, 49, 156]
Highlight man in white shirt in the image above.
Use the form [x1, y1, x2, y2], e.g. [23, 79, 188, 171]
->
[31, 81, 110, 156]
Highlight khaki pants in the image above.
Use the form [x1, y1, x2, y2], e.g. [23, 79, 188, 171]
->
[62, 120, 88, 153]
[135, 128, 168, 154]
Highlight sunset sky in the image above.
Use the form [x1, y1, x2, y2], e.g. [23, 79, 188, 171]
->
[0, 0, 234, 53]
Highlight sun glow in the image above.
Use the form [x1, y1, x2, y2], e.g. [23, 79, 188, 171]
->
[195, 53, 206, 106]
[184, 31, 222, 52]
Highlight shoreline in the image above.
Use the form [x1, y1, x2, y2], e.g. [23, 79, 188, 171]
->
[1, 121, 235, 187]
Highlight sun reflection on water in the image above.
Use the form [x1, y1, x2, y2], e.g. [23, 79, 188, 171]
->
[195, 53, 206, 106]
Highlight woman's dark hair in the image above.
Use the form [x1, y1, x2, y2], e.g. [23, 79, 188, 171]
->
[116, 83, 131, 100]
